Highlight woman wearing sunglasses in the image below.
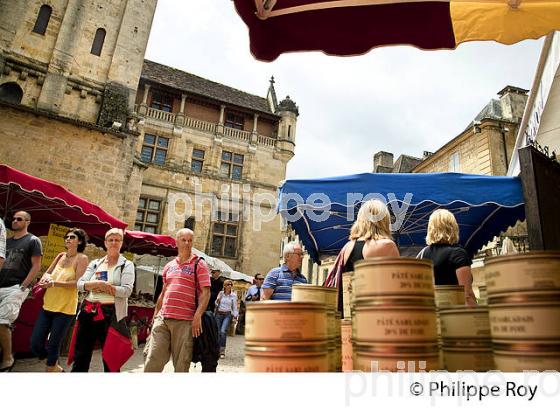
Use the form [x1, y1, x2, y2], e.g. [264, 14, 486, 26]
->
[214, 280, 238, 359]
[30, 228, 89, 372]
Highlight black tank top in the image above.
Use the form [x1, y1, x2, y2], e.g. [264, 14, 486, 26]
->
[342, 240, 366, 272]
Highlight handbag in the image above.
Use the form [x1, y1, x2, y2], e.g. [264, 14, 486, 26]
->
[323, 247, 346, 316]
[32, 252, 64, 302]
[191, 257, 220, 372]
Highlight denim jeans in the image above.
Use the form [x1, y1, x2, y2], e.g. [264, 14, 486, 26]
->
[214, 312, 231, 349]
[30, 308, 73, 366]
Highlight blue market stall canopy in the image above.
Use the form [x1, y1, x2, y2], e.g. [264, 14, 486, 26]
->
[278, 172, 525, 262]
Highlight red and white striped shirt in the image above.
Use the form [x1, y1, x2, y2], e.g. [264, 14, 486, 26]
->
[160, 255, 210, 321]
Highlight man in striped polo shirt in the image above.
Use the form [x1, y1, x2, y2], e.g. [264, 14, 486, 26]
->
[262, 242, 307, 300]
[144, 228, 210, 372]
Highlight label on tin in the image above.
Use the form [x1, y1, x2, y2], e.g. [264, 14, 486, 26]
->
[486, 259, 560, 294]
[489, 306, 560, 339]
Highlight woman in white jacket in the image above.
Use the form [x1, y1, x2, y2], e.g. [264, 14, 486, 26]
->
[214, 280, 238, 358]
[71, 228, 135, 372]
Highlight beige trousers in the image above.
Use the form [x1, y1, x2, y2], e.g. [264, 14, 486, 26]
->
[143, 317, 193, 372]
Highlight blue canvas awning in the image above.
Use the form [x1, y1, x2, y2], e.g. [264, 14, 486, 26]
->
[278, 172, 525, 263]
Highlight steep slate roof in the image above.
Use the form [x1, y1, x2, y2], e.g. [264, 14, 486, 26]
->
[141, 60, 276, 116]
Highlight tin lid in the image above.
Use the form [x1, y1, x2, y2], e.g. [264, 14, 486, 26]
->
[492, 341, 560, 353]
[246, 300, 327, 311]
[488, 291, 560, 305]
[442, 340, 493, 349]
[485, 251, 560, 265]
[439, 305, 489, 315]
[353, 342, 439, 354]
[354, 296, 436, 308]
[354, 257, 433, 269]
[292, 283, 337, 293]
[435, 285, 465, 291]
[245, 342, 329, 354]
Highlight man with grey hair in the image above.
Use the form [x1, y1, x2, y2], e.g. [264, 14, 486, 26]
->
[144, 228, 210, 372]
[262, 242, 307, 300]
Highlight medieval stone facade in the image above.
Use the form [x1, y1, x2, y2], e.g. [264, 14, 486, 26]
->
[0, 1, 300, 276]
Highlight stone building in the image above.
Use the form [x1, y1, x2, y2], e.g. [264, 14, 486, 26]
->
[133, 62, 299, 274]
[412, 86, 528, 175]
[0, 0, 157, 223]
[0, 1, 300, 275]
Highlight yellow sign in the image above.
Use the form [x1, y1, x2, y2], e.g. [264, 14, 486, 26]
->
[41, 224, 68, 271]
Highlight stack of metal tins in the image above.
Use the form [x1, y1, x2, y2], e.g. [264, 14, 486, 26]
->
[244, 301, 328, 372]
[485, 251, 560, 371]
[352, 258, 441, 371]
[434, 285, 464, 368]
[439, 304, 493, 371]
[291, 284, 340, 371]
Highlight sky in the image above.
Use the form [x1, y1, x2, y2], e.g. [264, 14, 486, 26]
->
[145, 1, 544, 181]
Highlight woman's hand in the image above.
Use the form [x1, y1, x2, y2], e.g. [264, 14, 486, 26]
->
[38, 278, 52, 289]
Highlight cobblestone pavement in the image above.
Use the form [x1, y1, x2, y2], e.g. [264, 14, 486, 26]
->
[12, 334, 246, 373]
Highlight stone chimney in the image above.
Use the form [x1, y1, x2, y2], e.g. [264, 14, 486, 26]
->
[373, 151, 394, 173]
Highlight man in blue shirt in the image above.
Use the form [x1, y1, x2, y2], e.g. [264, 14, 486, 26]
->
[262, 242, 307, 300]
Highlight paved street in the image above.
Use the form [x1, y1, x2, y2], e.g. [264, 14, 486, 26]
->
[12, 334, 246, 373]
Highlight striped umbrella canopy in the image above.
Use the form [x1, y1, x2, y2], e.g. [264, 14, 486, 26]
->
[233, 0, 560, 61]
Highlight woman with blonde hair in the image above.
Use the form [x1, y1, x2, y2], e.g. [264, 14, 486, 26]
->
[341, 199, 400, 272]
[214, 279, 238, 359]
[417, 209, 477, 305]
[71, 228, 135, 372]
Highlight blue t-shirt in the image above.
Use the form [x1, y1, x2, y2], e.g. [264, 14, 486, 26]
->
[263, 264, 307, 300]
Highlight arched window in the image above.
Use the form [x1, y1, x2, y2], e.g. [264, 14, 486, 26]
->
[0, 82, 24, 104]
[32, 5, 52, 35]
[90, 28, 106, 56]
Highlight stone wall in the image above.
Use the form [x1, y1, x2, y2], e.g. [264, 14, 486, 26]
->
[0, 103, 143, 225]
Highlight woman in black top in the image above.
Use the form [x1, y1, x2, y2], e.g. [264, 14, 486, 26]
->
[341, 199, 399, 272]
[418, 209, 477, 305]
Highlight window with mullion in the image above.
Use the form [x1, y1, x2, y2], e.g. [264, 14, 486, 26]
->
[135, 197, 162, 233]
[220, 150, 244, 180]
[141, 134, 169, 165]
[210, 215, 238, 258]
[191, 148, 205, 173]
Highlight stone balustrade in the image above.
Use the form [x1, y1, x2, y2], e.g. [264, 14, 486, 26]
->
[136, 104, 276, 148]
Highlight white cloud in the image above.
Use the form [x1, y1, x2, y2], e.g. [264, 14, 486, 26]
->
[146, 0, 543, 180]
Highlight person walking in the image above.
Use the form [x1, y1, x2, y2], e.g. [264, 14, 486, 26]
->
[144, 228, 210, 372]
[214, 279, 238, 358]
[0, 211, 43, 372]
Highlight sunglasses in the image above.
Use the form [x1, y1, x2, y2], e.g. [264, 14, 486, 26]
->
[226, 284, 233, 287]
[256, 278, 264, 281]
[12, 217, 26, 222]
[65, 234, 78, 240]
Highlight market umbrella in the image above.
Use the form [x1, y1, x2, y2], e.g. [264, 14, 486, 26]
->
[0, 164, 127, 246]
[123, 230, 177, 256]
[278, 172, 525, 262]
[232, 0, 560, 61]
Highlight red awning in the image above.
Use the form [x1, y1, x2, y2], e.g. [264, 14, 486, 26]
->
[0, 164, 127, 246]
[233, 1, 560, 62]
[123, 230, 177, 256]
